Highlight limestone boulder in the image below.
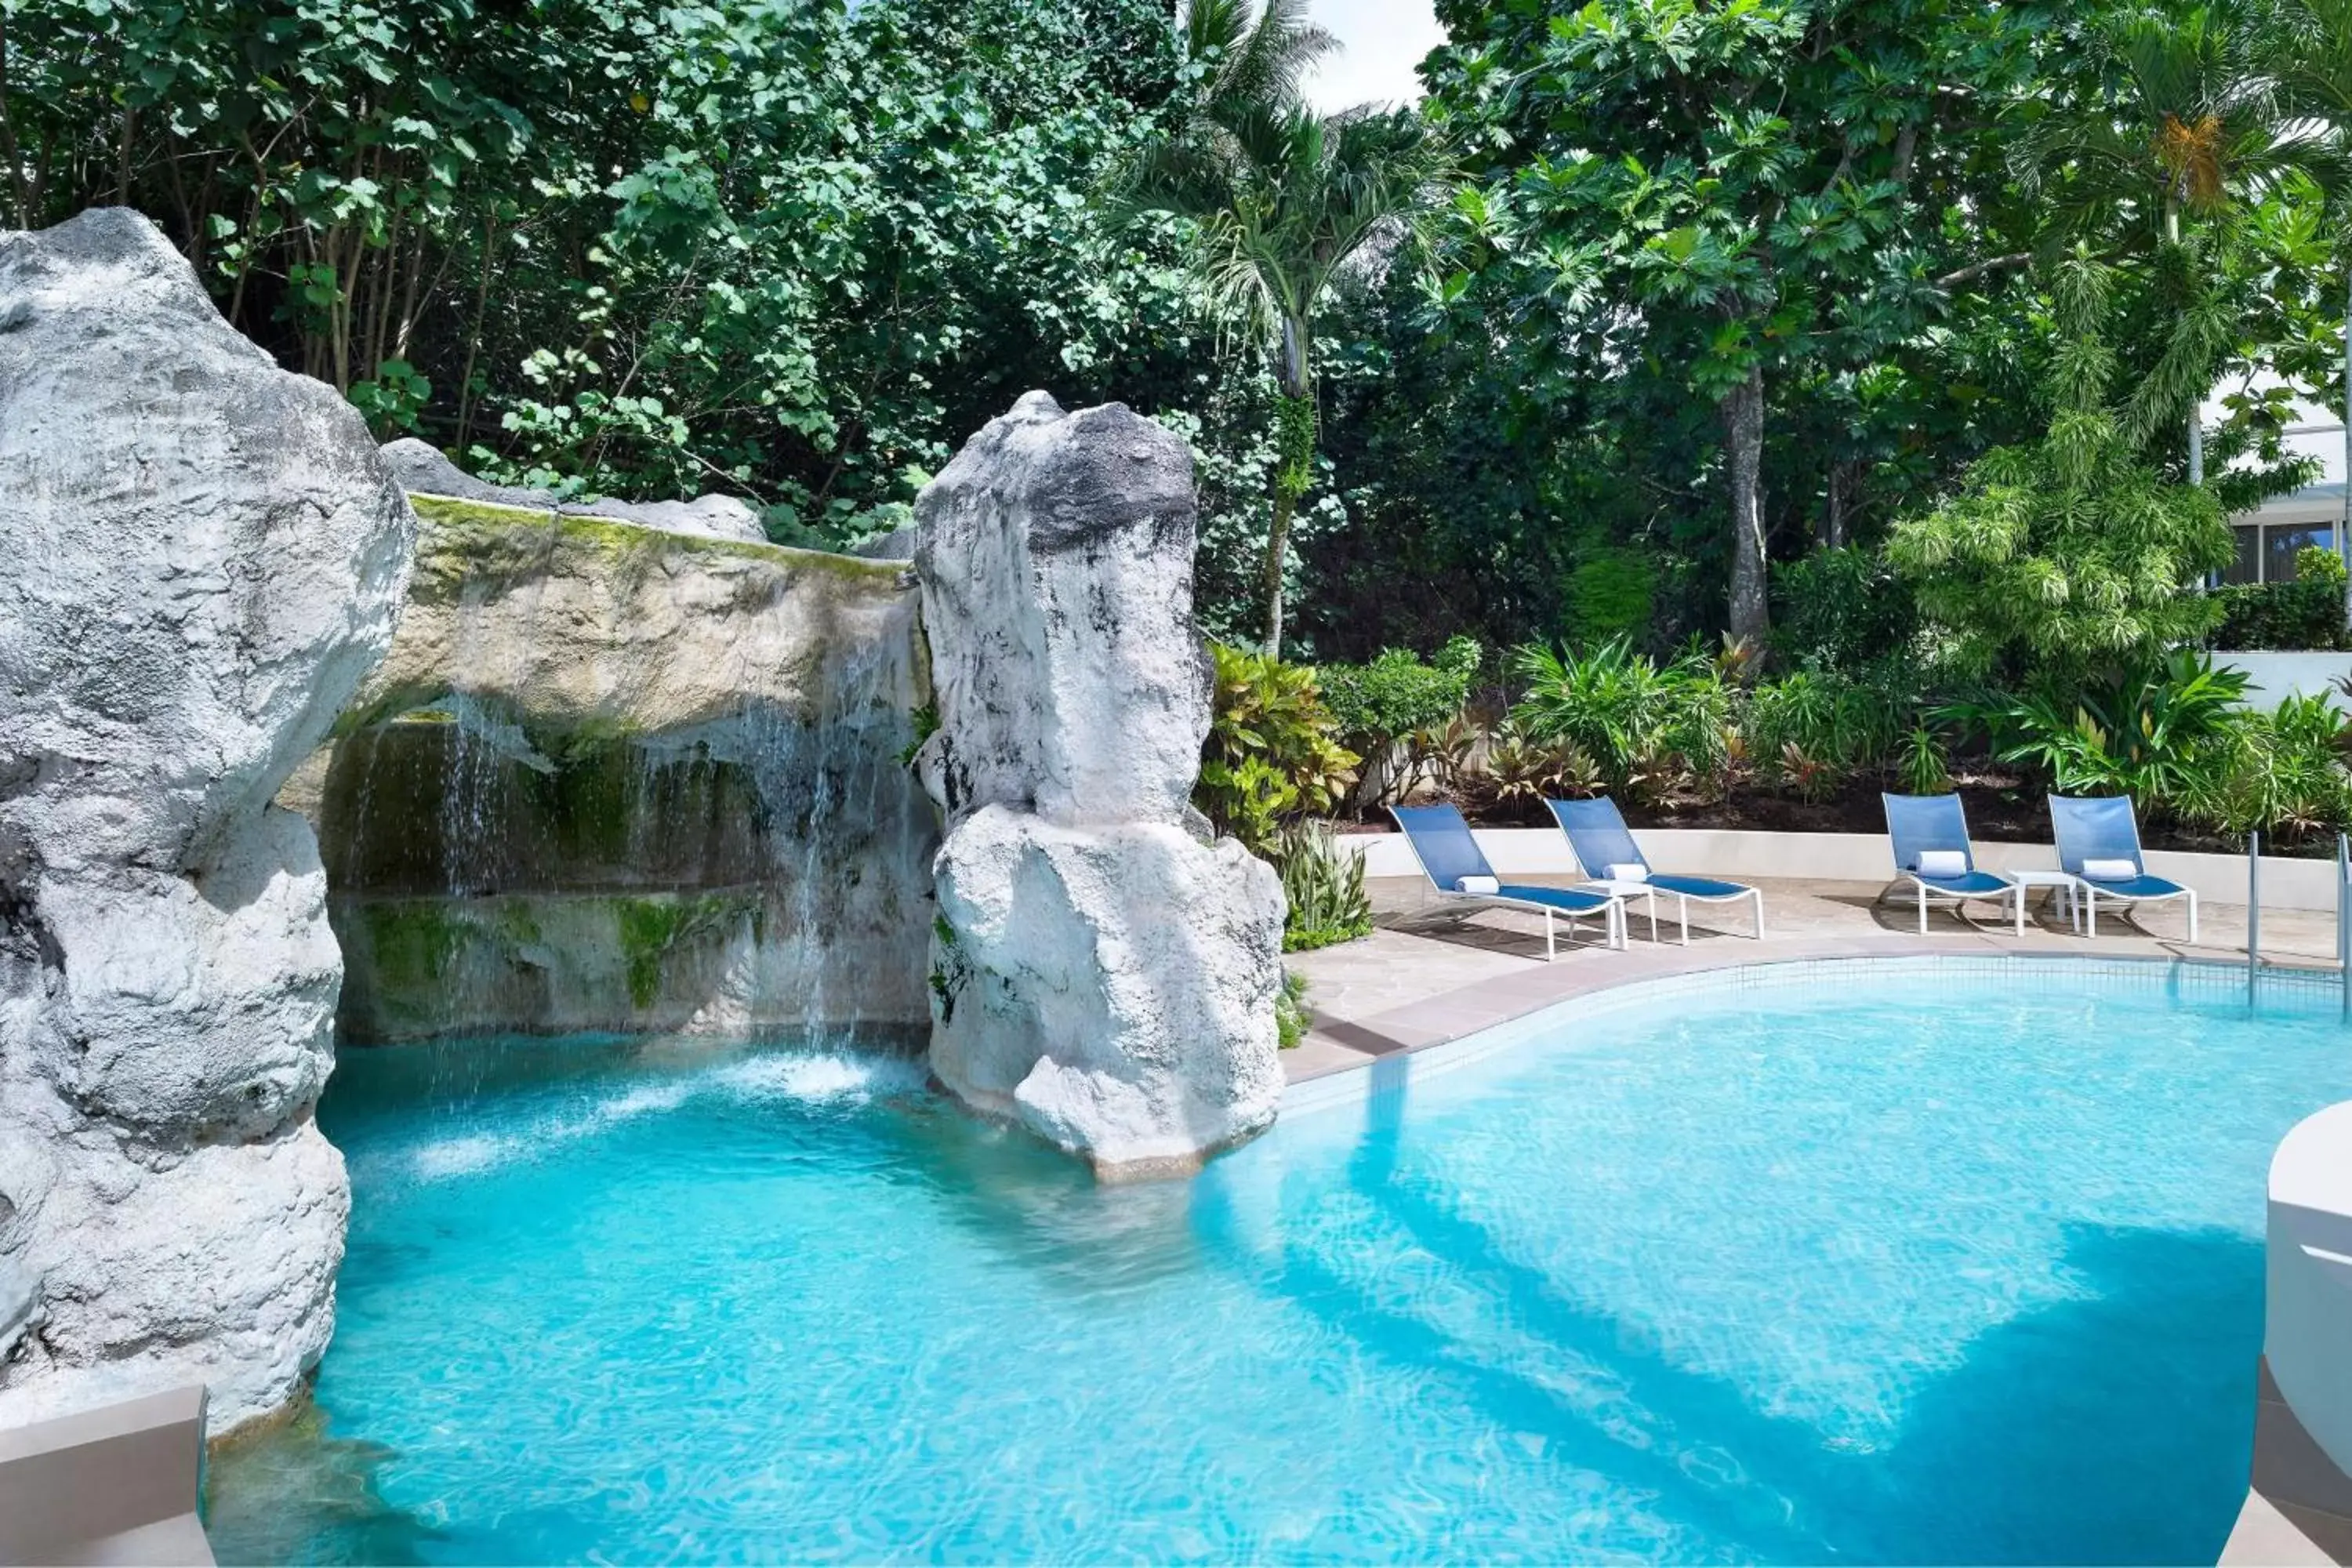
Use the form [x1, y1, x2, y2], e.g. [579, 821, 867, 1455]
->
[0, 208, 412, 1431]
[916, 394, 1283, 1174]
[931, 807, 1283, 1172]
[379, 437, 768, 544]
[914, 390, 1210, 826]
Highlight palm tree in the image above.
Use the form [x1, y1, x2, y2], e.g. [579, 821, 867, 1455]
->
[2262, 0, 2352, 579]
[2019, 2, 2334, 481]
[1112, 0, 1449, 653]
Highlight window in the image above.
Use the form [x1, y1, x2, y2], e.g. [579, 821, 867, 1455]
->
[2267, 523, 2336, 583]
[2227, 521, 2337, 583]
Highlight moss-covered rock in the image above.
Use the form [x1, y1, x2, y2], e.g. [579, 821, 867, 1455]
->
[310, 492, 938, 1041]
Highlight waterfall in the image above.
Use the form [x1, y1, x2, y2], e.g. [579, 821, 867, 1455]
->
[315, 505, 938, 1047]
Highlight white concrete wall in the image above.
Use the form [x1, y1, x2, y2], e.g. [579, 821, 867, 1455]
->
[2263, 1102, 2352, 1503]
[1346, 825, 2348, 911]
[2212, 651, 2352, 709]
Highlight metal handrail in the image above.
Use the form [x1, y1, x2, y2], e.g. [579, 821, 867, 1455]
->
[2339, 832, 2350, 1022]
[2249, 829, 2261, 1006]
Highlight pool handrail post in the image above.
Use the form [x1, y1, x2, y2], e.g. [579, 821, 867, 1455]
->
[2248, 829, 2260, 1007]
[2338, 832, 2350, 1021]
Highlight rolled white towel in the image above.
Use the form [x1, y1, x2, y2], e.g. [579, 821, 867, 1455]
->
[1604, 863, 1649, 883]
[2082, 857, 2138, 881]
[1454, 875, 1499, 895]
[1915, 849, 1968, 877]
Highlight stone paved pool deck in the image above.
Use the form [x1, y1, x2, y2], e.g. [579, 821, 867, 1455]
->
[1283, 874, 2349, 1084]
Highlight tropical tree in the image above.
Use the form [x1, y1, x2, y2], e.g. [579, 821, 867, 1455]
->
[1419, 0, 2050, 656]
[1886, 252, 2236, 675]
[2016, 1, 2339, 482]
[2262, 0, 2352, 573]
[1111, 0, 1449, 653]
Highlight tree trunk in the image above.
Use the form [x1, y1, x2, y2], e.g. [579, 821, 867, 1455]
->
[1261, 478, 1295, 654]
[1824, 459, 1847, 550]
[1722, 361, 1769, 652]
[2169, 196, 2204, 487]
[1263, 324, 1315, 655]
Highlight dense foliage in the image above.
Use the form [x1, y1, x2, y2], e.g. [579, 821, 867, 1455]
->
[2, 0, 1217, 539]
[2213, 546, 2352, 648]
[18, 0, 2352, 854]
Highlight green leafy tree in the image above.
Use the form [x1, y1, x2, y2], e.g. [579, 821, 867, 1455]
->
[2, 0, 1215, 538]
[1111, 0, 1449, 652]
[1886, 254, 2234, 673]
[2016, 0, 2341, 483]
[1424, 0, 2047, 653]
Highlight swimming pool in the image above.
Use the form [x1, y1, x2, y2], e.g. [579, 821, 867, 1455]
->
[205, 958, 2352, 1563]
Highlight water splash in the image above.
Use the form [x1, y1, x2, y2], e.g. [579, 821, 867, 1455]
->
[393, 1047, 928, 1184]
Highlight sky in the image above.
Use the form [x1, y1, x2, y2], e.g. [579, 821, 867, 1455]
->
[1300, 0, 1447, 112]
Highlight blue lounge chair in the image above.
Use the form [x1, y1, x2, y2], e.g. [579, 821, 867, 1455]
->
[1388, 804, 1626, 959]
[1543, 796, 1763, 942]
[1882, 793, 2027, 935]
[2049, 794, 2198, 941]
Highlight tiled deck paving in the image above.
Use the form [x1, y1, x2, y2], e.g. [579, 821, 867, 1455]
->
[1283, 873, 2348, 1083]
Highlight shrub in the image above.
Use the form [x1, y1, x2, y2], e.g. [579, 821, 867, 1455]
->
[2212, 547, 2350, 652]
[1484, 719, 1603, 817]
[1274, 968, 1312, 1050]
[1197, 644, 1359, 852]
[1271, 820, 1374, 952]
[1886, 253, 2233, 673]
[1769, 548, 1915, 670]
[1318, 637, 1481, 808]
[1318, 636, 1482, 747]
[1508, 637, 1733, 800]
[1940, 650, 2252, 815]
[1742, 666, 1904, 794]
[1565, 544, 1657, 641]
[2198, 691, 2352, 842]
[1896, 720, 1951, 796]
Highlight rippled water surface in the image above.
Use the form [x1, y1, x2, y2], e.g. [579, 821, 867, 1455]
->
[205, 964, 2352, 1563]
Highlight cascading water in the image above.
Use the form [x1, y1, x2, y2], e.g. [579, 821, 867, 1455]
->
[309, 499, 938, 1048]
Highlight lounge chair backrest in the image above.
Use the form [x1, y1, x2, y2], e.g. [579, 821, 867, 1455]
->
[1545, 797, 1646, 878]
[2049, 794, 2143, 877]
[1388, 804, 1497, 891]
[1882, 792, 1974, 873]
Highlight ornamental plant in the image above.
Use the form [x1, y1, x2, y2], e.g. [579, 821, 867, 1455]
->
[1196, 642, 1359, 852]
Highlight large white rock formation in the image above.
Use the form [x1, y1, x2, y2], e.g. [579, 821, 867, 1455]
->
[916, 392, 1283, 1176]
[0, 209, 414, 1431]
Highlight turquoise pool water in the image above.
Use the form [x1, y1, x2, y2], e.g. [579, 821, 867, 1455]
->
[206, 960, 2352, 1563]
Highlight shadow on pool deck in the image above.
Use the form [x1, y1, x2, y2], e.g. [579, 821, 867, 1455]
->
[1256, 1080, 2267, 1563]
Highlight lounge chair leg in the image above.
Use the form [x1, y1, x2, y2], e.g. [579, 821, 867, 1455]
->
[2085, 888, 2097, 938]
[1544, 908, 1555, 963]
[1646, 890, 1658, 946]
[1678, 894, 1689, 946]
[1751, 889, 1764, 940]
[2187, 891, 2198, 945]
[2014, 887, 2024, 938]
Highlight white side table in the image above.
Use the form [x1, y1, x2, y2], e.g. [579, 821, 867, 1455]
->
[2007, 869, 2082, 935]
[1582, 879, 1661, 943]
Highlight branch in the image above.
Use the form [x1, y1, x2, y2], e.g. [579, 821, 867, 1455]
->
[1934, 251, 2032, 292]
